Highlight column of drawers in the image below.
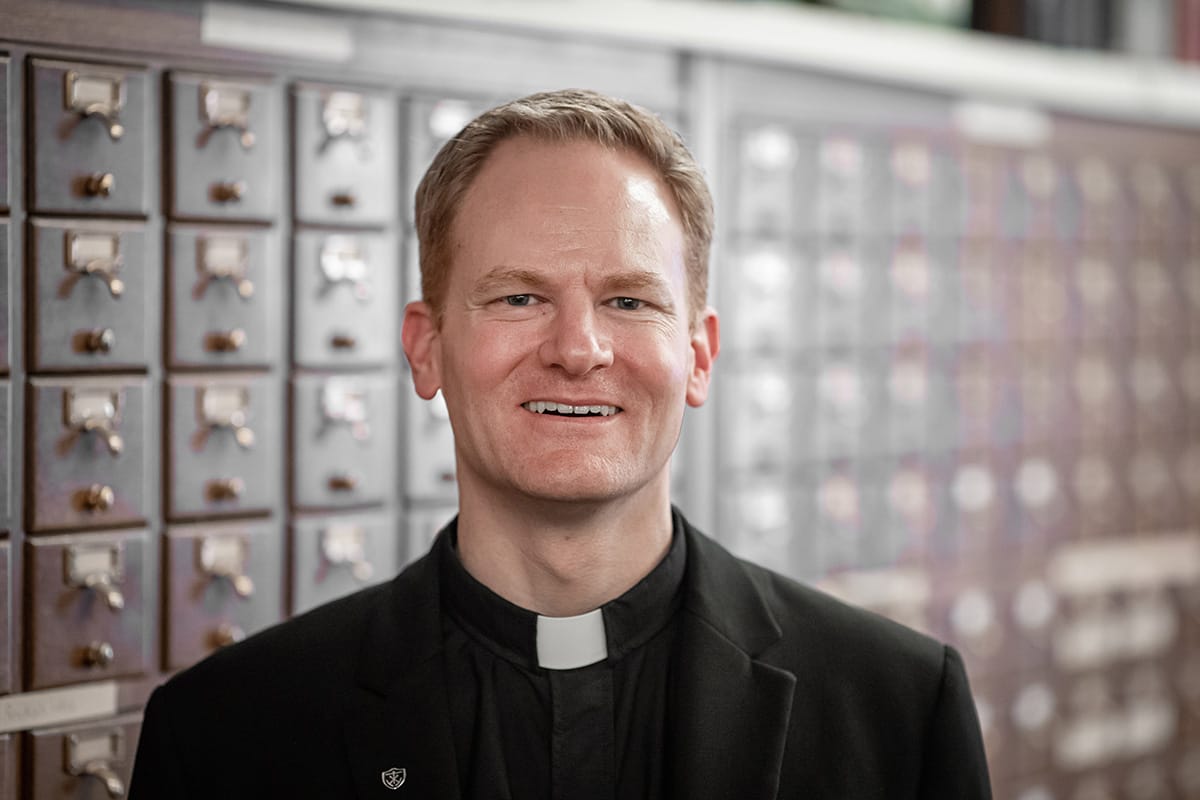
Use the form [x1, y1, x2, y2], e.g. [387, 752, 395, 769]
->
[287, 84, 401, 614]
[22, 57, 155, 796]
[161, 73, 285, 671]
[399, 96, 493, 560]
[0, 52, 12, 797]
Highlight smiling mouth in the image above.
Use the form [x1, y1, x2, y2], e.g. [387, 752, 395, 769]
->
[522, 401, 622, 417]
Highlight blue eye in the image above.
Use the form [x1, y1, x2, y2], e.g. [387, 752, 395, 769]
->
[612, 297, 643, 310]
[504, 295, 533, 306]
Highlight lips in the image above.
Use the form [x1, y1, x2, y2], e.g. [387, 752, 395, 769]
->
[522, 400, 621, 417]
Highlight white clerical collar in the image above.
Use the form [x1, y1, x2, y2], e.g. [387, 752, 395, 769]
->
[536, 608, 608, 670]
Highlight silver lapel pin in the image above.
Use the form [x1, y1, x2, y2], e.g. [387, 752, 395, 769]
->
[381, 767, 406, 790]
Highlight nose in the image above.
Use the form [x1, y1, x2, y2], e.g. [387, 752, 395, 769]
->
[539, 302, 614, 375]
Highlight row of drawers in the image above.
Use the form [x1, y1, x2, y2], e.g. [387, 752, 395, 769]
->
[732, 122, 1200, 242]
[0, 508, 452, 693]
[3, 58, 404, 226]
[0, 220, 400, 373]
[15, 373, 406, 530]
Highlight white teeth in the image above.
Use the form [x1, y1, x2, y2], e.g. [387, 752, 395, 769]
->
[522, 401, 619, 416]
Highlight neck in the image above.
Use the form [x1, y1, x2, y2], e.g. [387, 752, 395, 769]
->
[455, 475, 674, 617]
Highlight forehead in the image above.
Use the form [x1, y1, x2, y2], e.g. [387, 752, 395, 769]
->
[449, 136, 685, 275]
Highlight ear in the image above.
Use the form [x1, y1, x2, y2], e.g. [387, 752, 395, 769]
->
[401, 300, 443, 400]
[685, 307, 719, 408]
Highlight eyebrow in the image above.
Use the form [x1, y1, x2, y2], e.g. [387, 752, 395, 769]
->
[469, 266, 675, 303]
[469, 266, 553, 300]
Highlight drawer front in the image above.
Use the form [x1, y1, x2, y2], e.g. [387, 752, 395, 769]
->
[163, 521, 282, 670]
[0, 381, 7, 522]
[167, 226, 279, 368]
[26, 531, 149, 690]
[293, 230, 399, 368]
[30, 60, 150, 216]
[290, 511, 399, 615]
[28, 377, 149, 531]
[168, 73, 279, 221]
[0, 541, 9, 695]
[404, 391, 457, 501]
[292, 373, 398, 509]
[0, 57, 7, 210]
[166, 374, 281, 519]
[30, 220, 153, 371]
[294, 85, 398, 226]
[0, 221, 9, 371]
[27, 713, 141, 799]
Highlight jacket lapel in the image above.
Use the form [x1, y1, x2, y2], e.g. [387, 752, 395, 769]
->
[668, 519, 797, 800]
[342, 543, 462, 800]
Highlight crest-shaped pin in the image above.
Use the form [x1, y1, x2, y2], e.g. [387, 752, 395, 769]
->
[381, 767, 406, 790]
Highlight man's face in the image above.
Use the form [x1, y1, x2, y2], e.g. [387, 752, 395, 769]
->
[403, 136, 718, 506]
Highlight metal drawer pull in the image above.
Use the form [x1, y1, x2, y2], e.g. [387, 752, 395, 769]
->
[65, 70, 126, 140]
[210, 180, 246, 204]
[327, 472, 359, 492]
[77, 484, 116, 513]
[329, 333, 357, 350]
[76, 328, 116, 354]
[83, 172, 115, 197]
[330, 191, 357, 208]
[66, 730, 126, 799]
[320, 236, 372, 301]
[63, 388, 125, 456]
[195, 236, 254, 300]
[65, 543, 126, 611]
[204, 328, 246, 353]
[65, 232, 125, 298]
[198, 82, 255, 149]
[320, 90, 371, 156]
[195, 385, 255, 449]
[321, 523, 374, 582]
[199, 535, 255, 597]
[211, 623, 245, 648]
[320, 379, 370, 441]
[206, 477, 245, 503]
[82, 641, 115, 668]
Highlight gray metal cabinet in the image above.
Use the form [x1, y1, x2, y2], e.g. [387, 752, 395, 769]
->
[291, 372, 398, 510]
[293, 84, 398, 227]
[166, 225, 280, 368]
[168, 73, 280, 221]
[29, 59, 150, 216]
[28, 219, 153, 371]
[292, 230, 398, 368]
[27, 377, 149, 531]
[25, 530, 150, 690]
[26, 713, 141, 799]
[290, 511, 398, 614]
[166, 373, 282, 519]
[163, 521, 282, 670]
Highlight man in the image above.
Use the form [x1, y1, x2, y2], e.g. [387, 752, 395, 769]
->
[130, 89, 991, 799]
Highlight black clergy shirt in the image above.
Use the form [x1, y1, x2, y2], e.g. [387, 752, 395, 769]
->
[438, 518, 687, 800]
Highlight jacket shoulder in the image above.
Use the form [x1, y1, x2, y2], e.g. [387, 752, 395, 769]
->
[744, 555, 945, 676]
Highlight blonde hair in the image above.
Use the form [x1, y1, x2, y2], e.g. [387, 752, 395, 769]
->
[414, 89, 713, 327]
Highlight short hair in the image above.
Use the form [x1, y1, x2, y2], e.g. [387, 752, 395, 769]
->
[414, 88, 714, 327]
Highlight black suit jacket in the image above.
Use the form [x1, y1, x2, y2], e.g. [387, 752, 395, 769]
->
[130, 515, 991, 799]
